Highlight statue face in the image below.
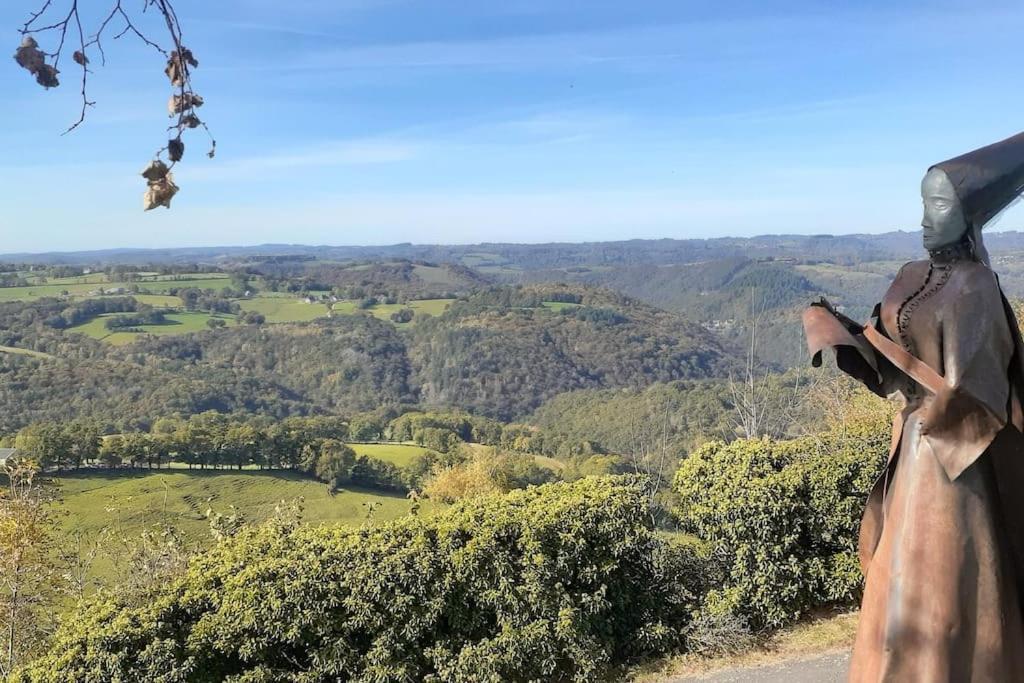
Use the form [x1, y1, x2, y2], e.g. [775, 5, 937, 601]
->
[921, 168, 968, 250]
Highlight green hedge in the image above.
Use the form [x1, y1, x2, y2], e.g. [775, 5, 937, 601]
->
[672, 427, 887, 628]
[17, 477, 696, 682]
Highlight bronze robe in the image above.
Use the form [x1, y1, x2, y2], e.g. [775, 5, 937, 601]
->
[810, 259, 1024, 681]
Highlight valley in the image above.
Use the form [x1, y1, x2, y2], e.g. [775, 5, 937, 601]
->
[1, 232, 1019, 680]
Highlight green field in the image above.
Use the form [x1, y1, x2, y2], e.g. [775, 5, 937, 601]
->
[56, 470, 423, 542]
[0, 275, 238, 302]
[540, 301, 583, 312]
[411, 264, 461, 286]
[238, 296, 331, 323]
[332, 298, 453, 323]
[134, 273, 230, 283]
[51, 470, 429, 582]
[68, 311, 237, 345]
[350, 442, 438, 467]
[0, 344, 53, 359]
[129, 294, 183, 307]
[24, 273, 108, 286]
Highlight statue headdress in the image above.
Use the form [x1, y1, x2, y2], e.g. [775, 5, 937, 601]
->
[930, 131, 1024, 265]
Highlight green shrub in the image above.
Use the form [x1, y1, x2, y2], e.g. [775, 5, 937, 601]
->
[672, 425, 887, 628]
[349, 454, 406, 491]
[16, 477, 698, 682]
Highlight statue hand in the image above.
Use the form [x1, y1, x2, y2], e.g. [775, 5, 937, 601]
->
[810, 297, 863, 334]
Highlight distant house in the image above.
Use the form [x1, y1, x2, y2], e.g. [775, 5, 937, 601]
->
[0, 448, 17, 466]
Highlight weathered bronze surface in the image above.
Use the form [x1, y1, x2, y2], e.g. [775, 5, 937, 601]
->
[804, 132, 1024, 681]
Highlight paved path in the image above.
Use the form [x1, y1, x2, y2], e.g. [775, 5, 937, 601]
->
[667, 650, 850, 682]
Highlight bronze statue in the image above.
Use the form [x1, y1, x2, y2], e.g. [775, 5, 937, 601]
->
[804, 131, 1024, 681]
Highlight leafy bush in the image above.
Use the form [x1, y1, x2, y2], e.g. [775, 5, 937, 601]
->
[422, 456, 501, 503]
[349, 455, 406, 491]
[672, 417, 888, 628]
[15, 477, 698, 682]
[423, 449, 559, 503]
[311, 439, 356, 489]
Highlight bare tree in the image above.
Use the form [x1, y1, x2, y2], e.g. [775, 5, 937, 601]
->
[727, 289, 807, 440]
[624, 404, 677, 527]
[14, 1, 214, 209]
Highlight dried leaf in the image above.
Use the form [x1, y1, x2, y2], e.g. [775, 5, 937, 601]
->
[143, 173, 179, 211]
[168, 138, 184, 162]
[164, 62, 182, 87]
[168, 93, 205, 116]
[182, 113, 202, 129]
[141, 160, 170, 182]
[72, 50, 88, 66]
[35, 63, 59, 89]
[14, 37, 45, 75]
[164, 49, 198, 86]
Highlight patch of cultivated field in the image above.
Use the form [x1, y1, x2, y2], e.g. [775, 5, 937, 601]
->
[135, 273, 231, 282]
[24, 273, 109, 286]
[0, 281, 110, 301]
[51, 470, 430, 581]
[142, 277, 239, 292]
[350, 442, 438, 467]
[56, 470, 423, 541]
[0, 275, 241, 302]
[129, 294, 184, 307]
[540, 301, 582, 312]
[238, 297, 331, 323]
[68, 311, 236, 345]
[0, 345, 53, 359]
[411, 264, 461, 286]
[332, 298, 454, 323]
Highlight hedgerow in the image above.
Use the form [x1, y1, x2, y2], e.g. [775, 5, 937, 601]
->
[15, 476, 698, 682]
[672, 424, 888, 628]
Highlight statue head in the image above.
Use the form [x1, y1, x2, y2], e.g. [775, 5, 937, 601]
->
[921, 167, 968, 251]
[923, 130, 1024, 264]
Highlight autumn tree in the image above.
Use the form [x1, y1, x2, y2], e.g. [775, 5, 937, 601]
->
[0, 460, 57, 678]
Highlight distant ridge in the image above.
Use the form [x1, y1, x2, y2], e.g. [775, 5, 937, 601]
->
[5, 230, 1021, 265]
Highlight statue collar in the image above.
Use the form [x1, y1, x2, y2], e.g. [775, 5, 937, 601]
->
[928, 240, 974, 264]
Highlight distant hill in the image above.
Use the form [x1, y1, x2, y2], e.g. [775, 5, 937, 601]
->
[12, 230, 1024, 267]
[409, 284, 738, 420]
[0, 283, 740, 430]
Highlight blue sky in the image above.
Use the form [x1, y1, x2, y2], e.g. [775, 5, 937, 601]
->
[2, 0, 1024, 252]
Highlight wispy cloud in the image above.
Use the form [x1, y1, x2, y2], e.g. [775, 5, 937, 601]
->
[185, 138, 422, 181]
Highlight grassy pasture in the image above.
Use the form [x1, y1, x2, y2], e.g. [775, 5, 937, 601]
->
[68, 311, 236, 345]
[51, 470, 429, 582]
[0, 345, 53, 359]
[24, 273, 108, 286]
[55, 470, 422, 542]
[411, 264, 461, 286]
[332, 298, 453, 323]
[540, 301, 583, 312]
[238, 297, 331, 323]
[127, 294, 183, 307]
[135, 273, 230, 282]
[0, 275, 240, 302]
[350, 442, 438, 467]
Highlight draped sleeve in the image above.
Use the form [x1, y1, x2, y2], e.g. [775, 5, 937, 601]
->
[802, 302, 901, 398]
[921, 265, 1014, 480]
